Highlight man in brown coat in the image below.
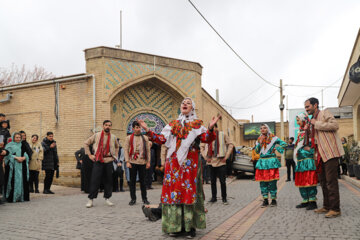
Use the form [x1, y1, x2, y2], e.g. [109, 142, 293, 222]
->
[84, 120, 120, 208]
[201, 124, 233, 205]
[125, 121, 151, 206]
[305, 97, 344, 218]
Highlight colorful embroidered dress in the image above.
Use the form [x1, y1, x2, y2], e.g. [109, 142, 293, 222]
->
[294, 113, 317, 203]
[255, 125, 287, 200]
[147, 119, 215, 233]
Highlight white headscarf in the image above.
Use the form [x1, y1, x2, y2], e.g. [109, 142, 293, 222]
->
[256, 124, 278, 155]
[293, 112, 309, 163]
[161, 97, 207, 166]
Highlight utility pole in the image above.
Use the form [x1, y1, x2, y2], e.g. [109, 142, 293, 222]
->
[279, 79, 285, 166]
[120, 10, 122, 49]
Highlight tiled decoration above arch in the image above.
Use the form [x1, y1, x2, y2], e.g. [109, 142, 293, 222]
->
[111, 82, 182, 125]
[105, 60, 197, 99]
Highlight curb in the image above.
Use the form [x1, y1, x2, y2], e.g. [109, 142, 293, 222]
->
[341, 175, 360, 189]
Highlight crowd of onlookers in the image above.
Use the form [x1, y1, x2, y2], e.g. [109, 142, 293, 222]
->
[0, 113, 59, 204]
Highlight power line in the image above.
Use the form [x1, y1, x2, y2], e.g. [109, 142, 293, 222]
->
[223, 89, 279, 110]
[188, 0, 278, 88]
[230, 84, 266, 106]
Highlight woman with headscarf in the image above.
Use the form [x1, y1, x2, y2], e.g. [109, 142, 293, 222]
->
[294, 113, 318, 210]
[255, 124, 287, 207]
[4, 132, 30, 202]
[137, 97, 220, 239]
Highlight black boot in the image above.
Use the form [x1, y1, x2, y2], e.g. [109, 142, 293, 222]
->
[208, 198, 217, 203]
[261, 199, 269, 208]
[270, 199, 277, 207]
[306, 201, 317, 210]
[296, 202, 309, 208]
[187, 228, 196, 239]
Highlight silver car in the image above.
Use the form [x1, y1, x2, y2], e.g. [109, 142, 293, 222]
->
[232, 146, 255, 174]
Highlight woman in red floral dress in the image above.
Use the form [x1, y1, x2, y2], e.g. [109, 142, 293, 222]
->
[138, 97, 220, 238]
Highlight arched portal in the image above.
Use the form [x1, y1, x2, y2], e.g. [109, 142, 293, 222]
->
[110, 77, 184, 142]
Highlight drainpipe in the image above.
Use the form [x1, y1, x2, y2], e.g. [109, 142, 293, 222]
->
[0, 93, 12, 103]
[91, 74, 96, 132]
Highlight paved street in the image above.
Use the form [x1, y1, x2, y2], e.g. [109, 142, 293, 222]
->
[1, 169, 360, 240]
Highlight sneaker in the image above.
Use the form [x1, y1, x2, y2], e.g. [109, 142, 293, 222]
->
[105, 199, 114, 206]
[129, 199, 136, 206]
[296, 202, 309, 208]
[187, 228, 196, 239]
[261, 199, 269, 208]
[270, 199, 277, 207]
[306, 202, 317, 210]
[222, 199, 229, 205]
[208, 198, 217, 203]
[325, 210, 341, 218]
[86, 199, 93, 208]
[314, 207, 329, 214]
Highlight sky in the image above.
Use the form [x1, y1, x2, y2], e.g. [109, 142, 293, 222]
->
[0, 0, 359, 122]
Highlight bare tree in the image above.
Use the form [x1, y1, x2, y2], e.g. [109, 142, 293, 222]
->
[0, 63, 56, 86]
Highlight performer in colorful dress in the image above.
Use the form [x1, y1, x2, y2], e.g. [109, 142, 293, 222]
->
[294, 112, 318, 210]
[255, 124, 287, 207]
[137, 97, 220, 239]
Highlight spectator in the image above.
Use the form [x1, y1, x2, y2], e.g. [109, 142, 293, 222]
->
[4, 132, 30, 202]
[75, 148, 86, 191]
[285, 137, 296, 182]
[0, 121, 11, 145]
[0, 113, 10, 129]
[113, 139, 125, 192]
[42, 132, 59, 194]
[340, 137, 349, 176]
[0, 144, 9, 204]
[29, 134, 43, 193]
[19, 131, 32, 198]
[145, 142, 157, 190]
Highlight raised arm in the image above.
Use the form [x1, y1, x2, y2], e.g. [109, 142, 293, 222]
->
[137, 118, 167, 145]
[275, 138, 287, 154]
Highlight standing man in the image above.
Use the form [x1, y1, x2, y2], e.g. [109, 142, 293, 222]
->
[304, 97, 344, 218]
[42, 132, 59, 194]
[84, 120, 119, 208]
[202, 124, 233, 205]
[285, 137, 296, 182]
[124, 121, 151, 206]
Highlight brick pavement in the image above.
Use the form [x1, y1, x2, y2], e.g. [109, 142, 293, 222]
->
[1, 169, 360, 240]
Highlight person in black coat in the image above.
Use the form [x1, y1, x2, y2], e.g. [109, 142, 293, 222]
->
[41, 132, 59, 194]
[19, 131, 33, 200]
[75, 148, 86, 191]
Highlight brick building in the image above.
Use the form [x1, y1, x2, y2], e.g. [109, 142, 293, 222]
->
[0, 47, 241, 186]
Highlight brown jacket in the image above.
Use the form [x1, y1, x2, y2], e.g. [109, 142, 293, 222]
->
[124, 135, 151, 165]
[84, 132, 119, 163]
[29, 142, 44, 171]
[200, 133, 234, 167]
[314, 109, 345, 162]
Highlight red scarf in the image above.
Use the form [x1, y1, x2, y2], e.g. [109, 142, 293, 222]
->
[95, 130, 111, 163]
[129, 133, 147, 160]
[207, 131, 219, 158]
[311, 110, 322, 173]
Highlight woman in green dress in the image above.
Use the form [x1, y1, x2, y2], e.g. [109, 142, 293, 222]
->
[4, 132, 30, 202]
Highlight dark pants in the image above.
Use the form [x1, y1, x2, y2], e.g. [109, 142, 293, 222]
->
[82, 158, 94, 193]
[201, 158, 210, 183]
[129, 163, 147, 201]
[113, 167, 124, 192]
[286, 159, 296, 180]
[145, 164, 154, 188]
[88, 161, 113, 199]
[44, 170, 55, 191]
[320, 158, 340, 212]
[29, 170, 39, 191]
[210, 165, 227, 200]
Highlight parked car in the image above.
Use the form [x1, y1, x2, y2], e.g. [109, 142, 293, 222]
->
[232, 146, 255, 175]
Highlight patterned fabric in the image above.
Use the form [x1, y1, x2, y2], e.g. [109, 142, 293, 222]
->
[255, 168, 280, 182]
[260, 180, 277, 199]
[4, 136, 29, 202]
[314, 109, 344, 162]
[161, 153, 206, 233]
[148, 129, 215, 205]
[299, 186, 317, 203]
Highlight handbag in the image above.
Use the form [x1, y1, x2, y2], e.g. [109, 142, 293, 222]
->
[349, 55, 360, 84]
